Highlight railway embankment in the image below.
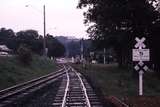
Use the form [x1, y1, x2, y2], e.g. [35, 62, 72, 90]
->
[0, 55, 57, 90]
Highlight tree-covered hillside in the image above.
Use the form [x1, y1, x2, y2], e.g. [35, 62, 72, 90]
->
[0, 28, 65, 58]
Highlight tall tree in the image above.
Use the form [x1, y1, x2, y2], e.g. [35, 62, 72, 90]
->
[0, 28, 17, 51]
[46, 34, 65, 58]
[16, 30, 43, 54]
[78, 0, 160, 67]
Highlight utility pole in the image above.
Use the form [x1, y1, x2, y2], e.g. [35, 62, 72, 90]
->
[81, 38, 84, 62]
[43, 5, 47, 56]
[26, 4, 47, 56]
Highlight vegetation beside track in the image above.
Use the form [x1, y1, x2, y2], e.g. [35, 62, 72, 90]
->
[72, 63, 160, 106]
[72, 63, 160, 96]
[0, 55, 58, 90]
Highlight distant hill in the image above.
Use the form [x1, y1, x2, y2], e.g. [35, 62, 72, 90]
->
[55, 36, 80, 57]
[55, 36, 80, 44]
[55, 36, 92, 58]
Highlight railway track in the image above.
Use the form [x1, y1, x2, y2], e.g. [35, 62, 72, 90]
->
[0, 67, 66, 107]
[53, 66, 104, 107]
[0, 65, 105, 107]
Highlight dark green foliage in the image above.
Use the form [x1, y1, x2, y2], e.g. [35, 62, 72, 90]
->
[67, 40, 81, 57]
[0, 55, 57, 90]
[17, 44, 32, 65]
[16, 30, 43, 54]
[0, 28, 17, 51]
[0, 28, 65, 57]
[46, 34, 65, 58]
[0, 28, 15, 45]
[78, 0, 160, 69]
[73, 64, 160, 96]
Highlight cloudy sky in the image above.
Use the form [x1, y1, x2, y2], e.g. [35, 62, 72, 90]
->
[0, 0, 88, 38]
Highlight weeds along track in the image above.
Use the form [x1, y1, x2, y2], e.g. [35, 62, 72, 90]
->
[53, 66, 104, 107]
[0, 65, 105, 107]
[0, 66, 66, 107]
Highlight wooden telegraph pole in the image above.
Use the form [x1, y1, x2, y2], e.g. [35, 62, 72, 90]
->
[43, 5, 47, 56]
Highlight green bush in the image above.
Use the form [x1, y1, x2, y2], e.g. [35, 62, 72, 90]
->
[17, 44, 32, 65]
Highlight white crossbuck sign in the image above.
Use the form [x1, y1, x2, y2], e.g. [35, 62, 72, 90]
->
[135, 37, 146, 49]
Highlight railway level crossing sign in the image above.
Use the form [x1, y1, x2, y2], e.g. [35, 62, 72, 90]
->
[132, 37, 150, 96]
[135, 37, 146, 49]
[132, 49, 150, 61]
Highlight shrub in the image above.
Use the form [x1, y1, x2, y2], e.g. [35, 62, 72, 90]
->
[17, 44, 32, 65]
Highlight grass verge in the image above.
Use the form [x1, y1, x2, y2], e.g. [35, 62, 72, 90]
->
[0, 55, 58, 90]
[72, 63, 160, 107]
[72, 63, 160, 96]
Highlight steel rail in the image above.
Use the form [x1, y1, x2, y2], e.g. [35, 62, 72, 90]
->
[0, 67, 66, 105]
[53, 65, 103, 107]
[0, 71, 64, 100]
[61, 67, 70, 107]
[0, 68, 64, 96]
[74, 69, 91, 107]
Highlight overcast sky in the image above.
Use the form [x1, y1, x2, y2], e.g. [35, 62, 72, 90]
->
[0, 0, 88, 38]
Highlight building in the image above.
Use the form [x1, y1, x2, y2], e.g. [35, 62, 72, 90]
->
[0, 45, 11, 56]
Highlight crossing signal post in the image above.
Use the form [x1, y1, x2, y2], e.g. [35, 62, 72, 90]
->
[80, 38, 84, 62]
[103, 48, 106, 64]
[132, 37, 150, 96]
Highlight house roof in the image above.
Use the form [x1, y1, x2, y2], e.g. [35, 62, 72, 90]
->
[0, 45, 10, 51]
